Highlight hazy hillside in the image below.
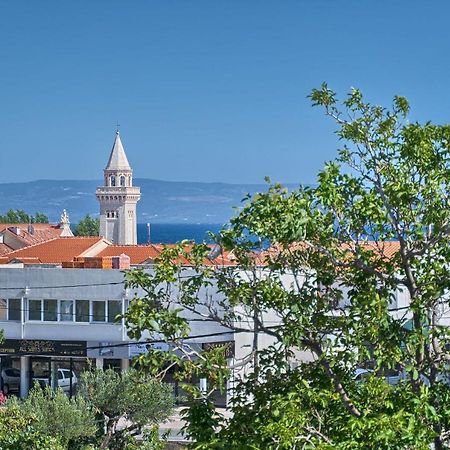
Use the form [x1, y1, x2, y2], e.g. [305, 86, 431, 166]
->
[0, 179, 301, 224]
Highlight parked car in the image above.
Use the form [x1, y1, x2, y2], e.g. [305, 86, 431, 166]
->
[1, 368, 20, 394]
[34, 368, 78, 392]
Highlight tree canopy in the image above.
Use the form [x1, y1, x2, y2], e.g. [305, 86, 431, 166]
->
[73, 214, 100, 236]
[77, 368, 174, 450]
[124, 86, 450, 449]
[0, 209, 48, 224]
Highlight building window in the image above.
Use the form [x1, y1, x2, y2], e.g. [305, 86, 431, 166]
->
[120, 176, 126, 187]
[110, 175, 116, 187]
[76, 300, 90, 322]
[8, 299, 20, 321]
[16, 299, 124, 324]
[108, 300, 122, 323]
[29, 300, 42, 320]
[43, 299, 57, 321]
[92, 301, 106, 322]
[60, 300, 74, 322]
[0, 299, 6, 321]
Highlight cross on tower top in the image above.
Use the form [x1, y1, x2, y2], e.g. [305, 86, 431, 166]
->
[116, 121, 120, 134]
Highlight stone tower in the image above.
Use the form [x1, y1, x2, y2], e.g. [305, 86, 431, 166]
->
[96, 131, 141, 244]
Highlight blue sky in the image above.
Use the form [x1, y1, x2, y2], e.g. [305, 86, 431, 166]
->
[1, 1, 450, 185]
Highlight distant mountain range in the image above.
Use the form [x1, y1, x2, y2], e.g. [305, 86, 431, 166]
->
[0, 179, 301, 224]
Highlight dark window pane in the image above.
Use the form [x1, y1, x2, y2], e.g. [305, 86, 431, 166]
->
[76, 300, 90, 322]
[8, 299, 20, 321]
[29, 300, 41, 321]
[92, 301, 105, 322]
[108, 301, 121, 323]
[43, 299, 57, 321]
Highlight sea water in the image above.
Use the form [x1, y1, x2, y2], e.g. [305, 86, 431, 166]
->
[137, 223, 223, 244]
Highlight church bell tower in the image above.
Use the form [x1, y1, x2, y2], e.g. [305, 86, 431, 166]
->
[96, 131, 141, 244]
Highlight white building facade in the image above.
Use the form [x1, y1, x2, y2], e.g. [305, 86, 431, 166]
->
[0, 265, 232, 400]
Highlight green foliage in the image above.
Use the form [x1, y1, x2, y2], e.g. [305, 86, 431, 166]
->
[0, 209, 49, 223]
[124, 86, 450, 448]
[123, 427, 168, 450]
[16, 385, 97, 447]
[74, 214, 100, 236]
[0, 401, 65, 450]
[78, 368, 174, 450]
[181, 399, 221, 447]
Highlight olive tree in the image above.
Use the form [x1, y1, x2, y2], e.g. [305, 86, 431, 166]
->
[125, 86, 450, 449]
[78, 368, 174, 450]
[6, 386, 95, 449]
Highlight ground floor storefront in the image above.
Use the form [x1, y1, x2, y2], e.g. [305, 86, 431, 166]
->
[0, 339, 130, 397]
[0, 338, 230, 406]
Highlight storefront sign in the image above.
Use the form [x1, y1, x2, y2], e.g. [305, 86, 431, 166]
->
[128, 342, 170, 358]
[0, 339, 86, 357]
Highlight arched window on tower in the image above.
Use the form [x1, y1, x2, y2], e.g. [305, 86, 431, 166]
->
[110, 175, 116, 187]
[120, 176, 126, 187]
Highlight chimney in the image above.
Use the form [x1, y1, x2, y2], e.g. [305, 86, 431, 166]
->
[28, 224, 35, 235]
[8, 226, 20, 236]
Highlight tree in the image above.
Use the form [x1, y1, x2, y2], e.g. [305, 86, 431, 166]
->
[0, 398, 66, 450]
[74, 214, 100, 236]
[16, 385, 97, 448]
[77, 368, 174, 450]
[124, 86, 450, 449]
[0, 209, 49, 223]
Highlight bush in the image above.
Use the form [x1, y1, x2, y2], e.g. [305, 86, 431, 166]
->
[17, 385, 97, 448]
[0, 402, 64, 450]
[78, 368, 174, 450]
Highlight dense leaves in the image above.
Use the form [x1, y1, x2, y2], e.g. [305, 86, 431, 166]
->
[74, 214, 100, 236]
[16, 385, 97, 447]
[77, 368, 174, 450]
[0, 371, 172, 450]
[0, 209, 48, 223]
[124, 86, 450, 448]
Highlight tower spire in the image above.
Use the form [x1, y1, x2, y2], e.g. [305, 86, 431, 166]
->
[105, 130, 131, 171]
[96, 131, 141, 245]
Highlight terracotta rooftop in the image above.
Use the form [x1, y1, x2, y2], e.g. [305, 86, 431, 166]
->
[98, 244, 163, 265]
[97, 244, 236, 266]
[0, 223, 65, 254]
[0, 223, 62, 232]
[0, 233, 401, 268]
[0, 237, 107, 265]
[0, 244, 12, 256]
[263, 241, 401, 264]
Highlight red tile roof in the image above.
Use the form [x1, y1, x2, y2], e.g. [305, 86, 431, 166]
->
[262, 241, 401, 265]
[98, 243, 236, 266]
[0, 237, 105, 264]
[0, 223, 61, 232]
[0, 223, 64, 248]
[98, 244, 162, 265]
[0, 244, 13, 256]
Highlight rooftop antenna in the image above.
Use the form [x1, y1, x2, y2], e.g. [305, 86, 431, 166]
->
[28, 216, 34, 235]
[147, 222, 151, 244]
